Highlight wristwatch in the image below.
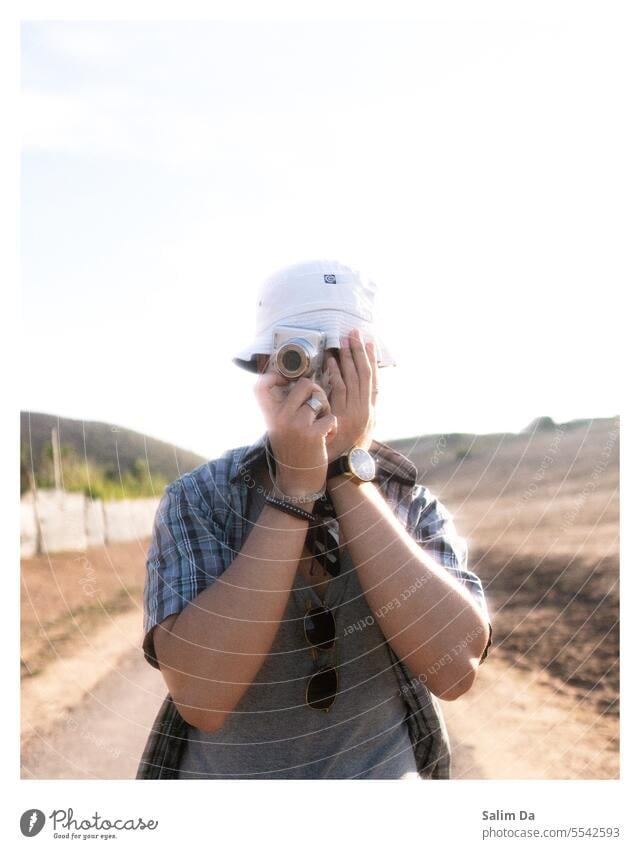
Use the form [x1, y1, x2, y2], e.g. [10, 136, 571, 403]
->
[327, 446, 377, 483]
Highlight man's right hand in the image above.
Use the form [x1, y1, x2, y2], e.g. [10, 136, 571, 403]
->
[254, 372, 337, 498]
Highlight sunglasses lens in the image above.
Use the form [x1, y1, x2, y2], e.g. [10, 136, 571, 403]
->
[304, 606, 335, 650]
[307, 667, 338, 711]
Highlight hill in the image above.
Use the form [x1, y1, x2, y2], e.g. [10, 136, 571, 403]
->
[21, 411, 207, 499]
[386, 415, 618, 507]
[387, 416, 620, 716]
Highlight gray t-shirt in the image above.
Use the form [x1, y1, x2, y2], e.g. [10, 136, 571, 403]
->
[178, 462, 419, 780]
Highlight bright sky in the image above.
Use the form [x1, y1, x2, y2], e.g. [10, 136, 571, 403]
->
[21, 17, 630, 459]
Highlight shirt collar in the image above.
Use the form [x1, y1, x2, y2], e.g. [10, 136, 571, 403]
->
[229, 430, 418, 487]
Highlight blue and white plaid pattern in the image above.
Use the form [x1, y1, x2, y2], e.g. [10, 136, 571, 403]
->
[138, 431, 492, 779]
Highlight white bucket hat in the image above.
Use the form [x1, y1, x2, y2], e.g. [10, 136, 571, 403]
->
[232, 259, 396, 373]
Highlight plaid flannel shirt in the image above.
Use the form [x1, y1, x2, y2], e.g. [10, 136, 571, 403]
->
[137, 431, 492, 779]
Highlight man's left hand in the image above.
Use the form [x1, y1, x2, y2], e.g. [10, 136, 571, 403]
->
[324, 327, 378, 463]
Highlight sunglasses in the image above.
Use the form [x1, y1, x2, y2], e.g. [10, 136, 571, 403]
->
[303, 603, 338, 712]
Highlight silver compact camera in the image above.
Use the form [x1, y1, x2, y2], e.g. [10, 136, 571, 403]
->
[271, 325, 327, 384]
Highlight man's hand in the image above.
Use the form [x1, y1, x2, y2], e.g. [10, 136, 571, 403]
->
[325, 327, 378, 463]
[254, 371, 336, 498]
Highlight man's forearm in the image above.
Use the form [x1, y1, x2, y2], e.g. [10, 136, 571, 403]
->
[153, 501, 312, 732]
[328, 475, 490, 699]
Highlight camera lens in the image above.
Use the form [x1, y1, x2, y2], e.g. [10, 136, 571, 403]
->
[274, 338, 313, 378]
[282, 349, 302, 372]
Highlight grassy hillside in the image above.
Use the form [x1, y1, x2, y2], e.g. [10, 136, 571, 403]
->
[21, 411, 207, 500]
[387, 416, 620, 715]
[386, 416, 619, 507]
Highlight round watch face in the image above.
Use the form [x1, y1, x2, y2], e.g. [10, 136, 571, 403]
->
[348, 448, 376, 481]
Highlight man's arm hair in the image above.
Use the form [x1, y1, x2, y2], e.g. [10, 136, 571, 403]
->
[327, 476, 491, 700]
[152, 500, 312, 733]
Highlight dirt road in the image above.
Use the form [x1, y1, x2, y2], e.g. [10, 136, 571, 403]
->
[441, 655, 618, 780]
[21, 613, 617, 780]
[21, 645, 166, 779]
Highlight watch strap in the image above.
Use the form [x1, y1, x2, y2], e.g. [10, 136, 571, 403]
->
[326, 454, 351, 480]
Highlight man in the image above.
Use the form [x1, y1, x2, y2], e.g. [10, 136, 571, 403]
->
[138, 259, 492, 779]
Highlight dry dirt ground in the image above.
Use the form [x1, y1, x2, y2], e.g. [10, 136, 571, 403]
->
[21, 617, 617, 780]
[21, 540, 147, 681]
[425, 417, 620, 725]
[21, 417, 619, 780]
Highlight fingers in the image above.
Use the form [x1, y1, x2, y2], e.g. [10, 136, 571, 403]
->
[254, 369, 289, 391]
[311, 411, 338, 440]
[339, 332, 358, 402]
[341, 328, 372, 404]
[282, 377, 329, 418]
[367, 339, 379, 406]
[326, 353, 346, 409]
[350, 328, 372, 394]
[253, 370, 288, 408]
[304, 386, 331, 419]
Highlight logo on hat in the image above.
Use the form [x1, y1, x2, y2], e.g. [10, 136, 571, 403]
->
[323, 274, 336, 284]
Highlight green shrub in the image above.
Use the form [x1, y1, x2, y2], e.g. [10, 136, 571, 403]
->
[21, 441, 170, 499]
